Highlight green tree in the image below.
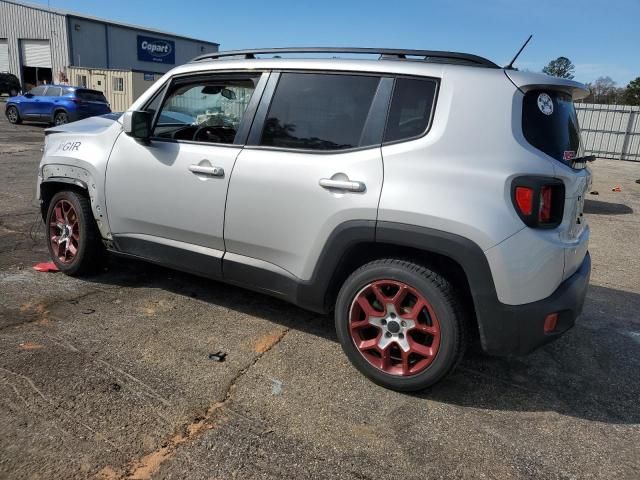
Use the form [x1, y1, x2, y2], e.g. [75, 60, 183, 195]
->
[623, 77, 640, 105]
[542, 57, 575, 79]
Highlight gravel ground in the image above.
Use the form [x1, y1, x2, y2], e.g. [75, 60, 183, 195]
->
[0, 104, 639, 479]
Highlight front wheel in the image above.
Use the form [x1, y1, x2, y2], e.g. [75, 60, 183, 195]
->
[335, 259, 467, 392]
[45, 191, 104, 275]
[6, 106, 21, 124]
[53, 111, 68, 126]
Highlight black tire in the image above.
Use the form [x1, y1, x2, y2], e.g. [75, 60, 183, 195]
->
[335, 259, 467, 392]
[53, 111, 68, 126]
[45, 190, 104, 276]
[6, 106, 21, 124]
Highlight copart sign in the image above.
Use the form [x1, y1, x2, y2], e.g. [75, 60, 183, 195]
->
[137, 35, 175, 64]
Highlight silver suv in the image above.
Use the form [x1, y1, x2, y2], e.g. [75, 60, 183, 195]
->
[36, 48, 592, 391]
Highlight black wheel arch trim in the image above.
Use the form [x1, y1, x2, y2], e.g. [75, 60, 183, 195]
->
[300, 220, 588, 356]
[108, 218, 588, 356]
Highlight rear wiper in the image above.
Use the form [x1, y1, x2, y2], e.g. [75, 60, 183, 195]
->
[569, 155, 596, 169]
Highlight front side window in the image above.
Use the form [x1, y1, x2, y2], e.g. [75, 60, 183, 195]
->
[153, 75, 258, 144]
[260, 73, 380, 151]
[46, 86, 62, 97]
[384, 78, 438, 143]
[29, 86, 46, 96]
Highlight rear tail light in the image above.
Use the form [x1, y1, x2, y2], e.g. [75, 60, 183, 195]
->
[511, 177, 564, 228]
[514, 187, 534, 216]
[543, 313, 558, 333]
[539, 186, 553, 222]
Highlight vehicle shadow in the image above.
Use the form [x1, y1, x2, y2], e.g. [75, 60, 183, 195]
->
[90, 257, 640, 425]
[584, 198, 633, 215]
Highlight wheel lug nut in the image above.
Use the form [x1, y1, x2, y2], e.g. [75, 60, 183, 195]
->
[390, 313, 396, 319]
[381, 319, 387, 325]
[385, 332, 392, 338]
[400, 321, 406, 327]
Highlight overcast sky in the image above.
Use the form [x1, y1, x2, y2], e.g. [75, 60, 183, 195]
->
[27, 0, 640, 86]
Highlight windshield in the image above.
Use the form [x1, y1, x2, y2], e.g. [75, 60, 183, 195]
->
[522, 90, 581, 163]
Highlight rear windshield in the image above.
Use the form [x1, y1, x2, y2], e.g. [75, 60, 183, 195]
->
[75, 89, 108, 103]
[522, 90, 580, 162]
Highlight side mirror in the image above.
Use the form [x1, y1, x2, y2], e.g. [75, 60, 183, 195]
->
[123, 111, 151, 141]
[24, 93, 34, 98]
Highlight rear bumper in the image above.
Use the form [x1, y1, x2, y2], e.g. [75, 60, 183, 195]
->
[479, 252, 591, 355]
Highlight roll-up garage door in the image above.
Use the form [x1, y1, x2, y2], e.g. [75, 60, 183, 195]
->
[0, 40, 9, 71]
[21, 40, 51, 68]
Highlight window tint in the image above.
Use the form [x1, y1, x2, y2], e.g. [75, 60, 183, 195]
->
[261, 73, 380, 151]
[522, 90, 580, 163]
[152, 76, 258, 144]
[384, 78, 437, 143]
[46, 86, 62, 97]
[75, 89, 108, 102]
[29, 86, 46, 96]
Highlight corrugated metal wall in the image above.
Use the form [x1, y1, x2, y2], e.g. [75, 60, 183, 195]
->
[0, 0, 69, 84]
[67, 67, 133, 111]
[576, 103, 640, 162]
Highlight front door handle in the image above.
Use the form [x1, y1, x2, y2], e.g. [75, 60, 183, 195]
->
[188, 164, 224, 177]
[319, 178, 366, 192]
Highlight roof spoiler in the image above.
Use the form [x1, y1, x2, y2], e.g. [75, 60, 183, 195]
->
[504, 70, 589, 100]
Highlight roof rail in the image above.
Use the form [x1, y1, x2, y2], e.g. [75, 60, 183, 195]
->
[190, 47, 499, 68]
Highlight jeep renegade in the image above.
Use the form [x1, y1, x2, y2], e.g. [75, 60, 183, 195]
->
[36, 48, 592, 391]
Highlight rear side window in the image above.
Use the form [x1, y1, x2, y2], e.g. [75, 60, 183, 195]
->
[522, 90, 580, 162]
[261, 73, 380, 151]
[29, 86, 46, 96]
[76, 89, 108, 103]
[384, 78, 438, 143]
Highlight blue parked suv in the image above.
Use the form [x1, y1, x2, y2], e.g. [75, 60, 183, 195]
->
[5, 85, 111, 126]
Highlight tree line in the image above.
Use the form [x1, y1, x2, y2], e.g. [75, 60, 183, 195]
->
[541, 56, 640, 105]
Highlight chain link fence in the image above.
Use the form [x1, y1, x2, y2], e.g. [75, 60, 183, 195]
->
[576, 103, 640, 161]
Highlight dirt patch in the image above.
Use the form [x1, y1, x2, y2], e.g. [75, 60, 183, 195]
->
[94, 466, 120, 480]
[253, 330, 287, 353]
[18, 302, 50, 325]
[124, 402, 225, 479]
[18, 341, 44, 350]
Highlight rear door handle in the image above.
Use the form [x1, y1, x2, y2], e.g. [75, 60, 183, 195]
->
[188, 164, 224, 177]
[319, 178, 366, 192]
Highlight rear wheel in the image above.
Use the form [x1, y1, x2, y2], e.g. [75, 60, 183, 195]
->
[53, 111, 68, 126]
[335, 259, 467, 391]
[46, 191, 104, 275]
[6, 106, 21, 124]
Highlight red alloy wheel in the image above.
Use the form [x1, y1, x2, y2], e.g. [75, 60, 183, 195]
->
[49, 199, 80, 264]
[349, 280, 441, 376]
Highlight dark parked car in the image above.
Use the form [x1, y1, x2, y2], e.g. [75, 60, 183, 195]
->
[0, 72, 21, 97]
[5, 85, 111, 125]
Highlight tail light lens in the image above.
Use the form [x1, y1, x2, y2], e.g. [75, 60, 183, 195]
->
[514, 187, 534, 216]
[539, 186, 553, 222]
[511, 177, 564, 228]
